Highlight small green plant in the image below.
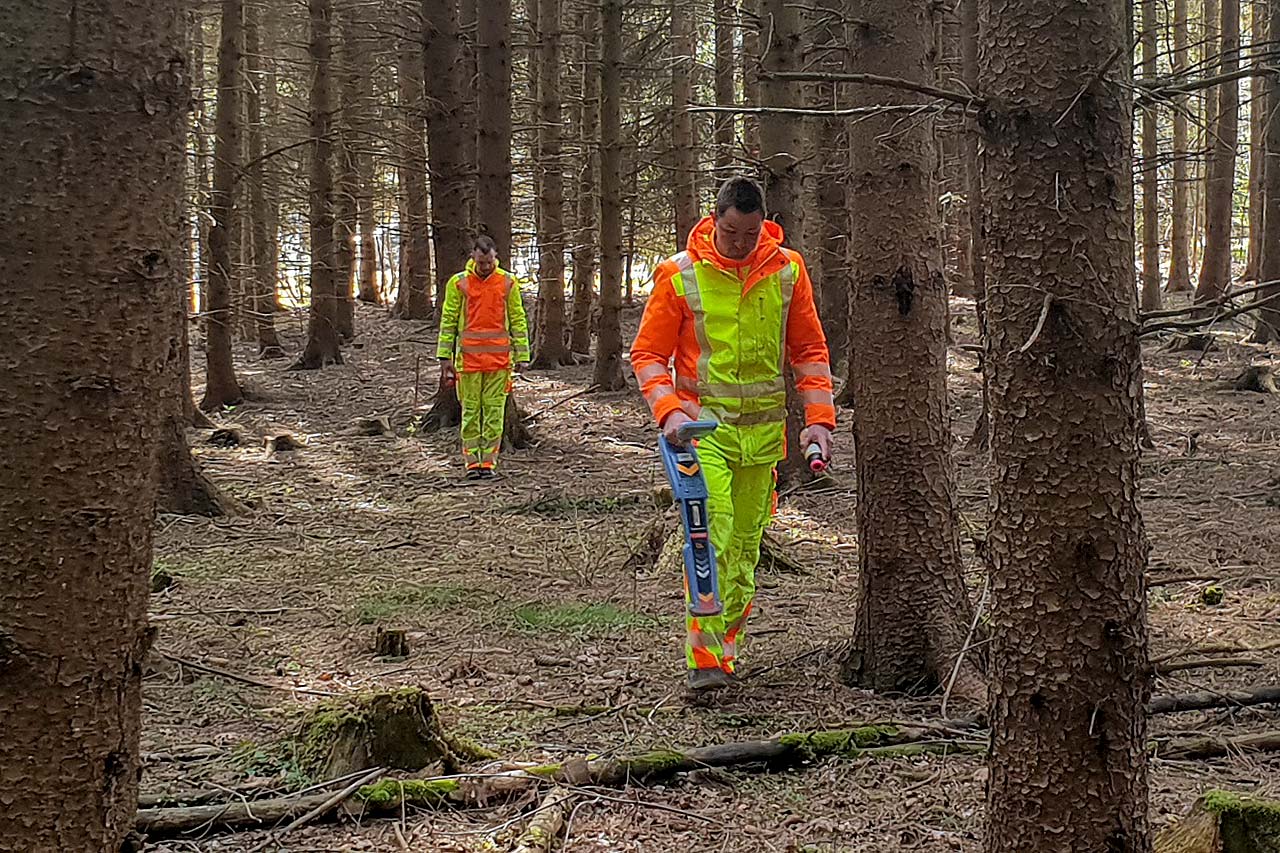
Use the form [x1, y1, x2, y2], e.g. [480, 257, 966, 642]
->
[352, 584, 469, 625]
[1201, 584, 1225, 606]
[509, 602, 658, 636]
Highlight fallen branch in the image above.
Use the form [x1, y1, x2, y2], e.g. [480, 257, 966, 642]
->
[511, 786, 574, 853]
[1154, 657, 1264, 675]
[159, 651, 336, 697]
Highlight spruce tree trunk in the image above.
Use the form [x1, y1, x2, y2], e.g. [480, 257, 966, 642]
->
[1168, 0, 1194, 292]
[1245, 0, 1267, 281]
[961, 0, 990, 452]
[713, 0, 736, 177]
[809, 0, 850, 364]
[1141, 0, 1163, 311]
[202, 0, 246, 410]
[354, 7, 379, 307]
[532, 0, 571, 367]
[742, 0, 761, 158]
[979, 1, 1152, 850]
[1196, 0, 1239, 305]
[570, 0, 599, 355]
[1254, 0, 1280, 341]
[840, 0, 977, 700]
[592, 0, 627, 391]
[424, 0, 471, 310]
[392, 20, 432, 321]
[0, 1, 184, 845]
[459, 0, 480, 235]
[245, 5, 284, 358]
[332, 1, 361, 339]
[671, 0, 699, 249]
[477, 0, 514, 263]
[294, 0, 344, 368]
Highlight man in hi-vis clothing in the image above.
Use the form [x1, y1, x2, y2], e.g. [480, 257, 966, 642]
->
[630, 177, 836, 694]
[437, 235, 530, 478]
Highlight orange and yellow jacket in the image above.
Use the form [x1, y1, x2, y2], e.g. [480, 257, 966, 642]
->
[436, 260, 531, 373]
[630, 215, 835, 464]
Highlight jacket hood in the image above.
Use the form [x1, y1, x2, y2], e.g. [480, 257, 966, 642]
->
[685, 215, 785, 277]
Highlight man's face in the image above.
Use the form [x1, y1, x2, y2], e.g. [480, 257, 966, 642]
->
[472, 248, 498, 277]
[712, 207, 765, 261]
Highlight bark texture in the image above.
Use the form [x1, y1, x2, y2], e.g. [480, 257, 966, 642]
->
[671, 0, 698, 249]
[392, 20, 432, 321]
[424, 0, 470, 312]
[840, 0, 976, 698]
[477, 0, 514, 263]
[979, 1, 1152, 850]
[245, 5, 284, 358]
[0, 1, 185, 845]
[1255, 0, 1280, 341]
[592, 0, 626, 391]
[531, 0, 571, 366]
[713, 0, 736, 176]
[1196, 0, 1240, 305]
[295, 0, 344, 368]
[201, 0, 246, 410]
[569, 0, 599, 355]
[1168, 0, 1194, 293]
[1140, 0, 1162, 311]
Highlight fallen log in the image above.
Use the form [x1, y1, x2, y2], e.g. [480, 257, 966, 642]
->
[1149, 685, 1280, 715]
[1154, 731, 1280, 762]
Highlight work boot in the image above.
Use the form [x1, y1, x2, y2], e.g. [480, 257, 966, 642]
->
[686, 668, 730, 694]
[478, 469, 495, 479]
[465, 468, 483, 480]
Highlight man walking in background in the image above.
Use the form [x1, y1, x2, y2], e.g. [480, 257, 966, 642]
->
[437, 235, 530, 478]
[631, 176, 836, 693]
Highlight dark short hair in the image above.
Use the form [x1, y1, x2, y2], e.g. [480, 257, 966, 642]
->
[715, 176, 766, 217]
[472, 234, 498, 254]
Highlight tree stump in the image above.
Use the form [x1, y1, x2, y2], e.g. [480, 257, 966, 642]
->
[265, 433, 302, 454]
[298, 687, 457, 780]
[208, 426, 244, 447]
[415, 381, 533, 449]
[1232, 364, 1277, 394]
[351, 416, 392, 436]
[1155, 790, 1280, 853]
[374, 628, 409, 658]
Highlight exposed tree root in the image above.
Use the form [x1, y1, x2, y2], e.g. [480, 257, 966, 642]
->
[415, 381, 534, 449]
[1231, 364, 1278, 394]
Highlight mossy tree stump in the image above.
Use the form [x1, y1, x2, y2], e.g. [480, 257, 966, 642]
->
[1156, 790, 1280, 853]
[299, 687, 457, 779]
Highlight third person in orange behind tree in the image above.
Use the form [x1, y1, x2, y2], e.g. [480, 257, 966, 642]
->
[630, 176, 836, 695]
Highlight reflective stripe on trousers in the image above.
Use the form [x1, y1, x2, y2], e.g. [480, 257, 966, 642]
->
[458, 369, 510, 470]
[683, 432, 776, 673]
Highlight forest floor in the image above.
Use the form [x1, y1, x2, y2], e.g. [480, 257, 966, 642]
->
[147, 297, 1280, 852]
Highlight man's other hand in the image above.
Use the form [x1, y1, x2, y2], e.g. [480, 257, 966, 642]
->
[662, 410, 695, 446]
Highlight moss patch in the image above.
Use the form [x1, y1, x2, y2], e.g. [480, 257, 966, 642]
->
[352, 584, 469, 625]
[778, 725, 902, 760]
[356, 778, 461, 810]
[509, 602, 658, 637]
[298, 686, 456, 778]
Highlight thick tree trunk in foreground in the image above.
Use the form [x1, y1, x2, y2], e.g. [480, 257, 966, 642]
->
[840, 0, 977, 700]
[295, 0, 345, 368]
[202, 0, 246, 410]
[979, 1, 1152, 850]
[592, 0, 626, 391]
[0, 1, 185, 846]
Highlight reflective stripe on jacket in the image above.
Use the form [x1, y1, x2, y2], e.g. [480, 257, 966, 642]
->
[630, 215, 835, 463]
[436, 260, 531, 372]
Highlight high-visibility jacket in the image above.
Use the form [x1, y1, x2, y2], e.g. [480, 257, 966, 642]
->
[436, 260, 531, 372]
[630, 215, 835, 464]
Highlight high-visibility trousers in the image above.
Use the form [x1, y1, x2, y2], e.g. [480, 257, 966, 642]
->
[685, 435, 776, 673]
[457, 369, 511, 470]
